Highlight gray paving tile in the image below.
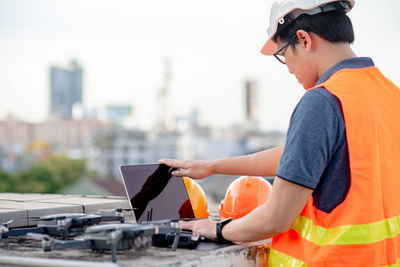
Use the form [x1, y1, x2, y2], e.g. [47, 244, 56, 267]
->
[34, 196, 131, 213]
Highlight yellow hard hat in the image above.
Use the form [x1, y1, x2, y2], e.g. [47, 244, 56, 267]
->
[219, 176, 272, 220]
[182, 177, 209, 218]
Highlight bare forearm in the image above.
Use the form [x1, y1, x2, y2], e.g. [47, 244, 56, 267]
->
[222, 205, 279, 242]
[209, 146, 284, 177]
[160, 146, 283, 180]
[178, 177, 312, 243]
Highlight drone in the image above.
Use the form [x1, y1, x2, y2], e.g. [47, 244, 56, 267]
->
[29, 219, 200, 263]
[29, 223, 155, 263]
[144, 219, 200, 250]
[1, 208, 132, 240]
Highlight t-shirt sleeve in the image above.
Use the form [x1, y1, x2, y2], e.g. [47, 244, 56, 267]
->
[276, 88, 343, 189]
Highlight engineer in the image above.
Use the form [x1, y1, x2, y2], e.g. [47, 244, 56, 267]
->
[160, 0, 400, 265]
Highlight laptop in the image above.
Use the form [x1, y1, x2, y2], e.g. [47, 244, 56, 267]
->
[120, 164, 195, 223]
[120, 163, 233, 251]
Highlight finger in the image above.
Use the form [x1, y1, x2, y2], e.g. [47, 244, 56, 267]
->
[171, 169, 188, 177]
[159, 158, 184, 168]
[178, 220, 193, 229]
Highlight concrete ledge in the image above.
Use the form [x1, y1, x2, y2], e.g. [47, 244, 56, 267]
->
[0, 235, 270, 267]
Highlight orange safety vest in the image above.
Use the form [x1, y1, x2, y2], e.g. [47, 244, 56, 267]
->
[269, 66, 400, 266]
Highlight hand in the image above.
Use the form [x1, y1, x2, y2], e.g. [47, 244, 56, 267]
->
[179, 218, 218, 241]
[159, 159, 213, 180]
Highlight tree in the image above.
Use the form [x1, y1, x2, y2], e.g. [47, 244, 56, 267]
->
[1, 156, 87, 194]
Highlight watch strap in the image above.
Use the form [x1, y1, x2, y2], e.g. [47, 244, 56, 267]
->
[216, 218, 233, 243]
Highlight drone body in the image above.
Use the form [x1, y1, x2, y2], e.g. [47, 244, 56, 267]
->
[1, 210, 126, 239]
[32, 223, 158, 263]
[31, 219, 200, 263]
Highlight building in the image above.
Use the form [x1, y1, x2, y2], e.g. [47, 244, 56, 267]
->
[0, 117, 35, 172]
[89, 128, 179, 179]
[50, 60, 83, 119]
[0, 117, 110, 172]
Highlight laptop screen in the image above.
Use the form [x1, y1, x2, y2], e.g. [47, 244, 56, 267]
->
[120, 164, 195, 223]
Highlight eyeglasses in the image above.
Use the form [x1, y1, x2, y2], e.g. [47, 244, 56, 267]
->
[273, 35, 297, 64]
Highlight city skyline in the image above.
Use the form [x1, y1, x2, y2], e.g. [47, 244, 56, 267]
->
[1, 0, 399, 132]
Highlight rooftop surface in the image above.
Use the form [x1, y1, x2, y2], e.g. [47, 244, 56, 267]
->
[0, 193, 270, 267]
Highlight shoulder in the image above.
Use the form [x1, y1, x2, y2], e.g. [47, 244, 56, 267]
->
[291, 87, 344, 130]
[301, 88, 342, 112]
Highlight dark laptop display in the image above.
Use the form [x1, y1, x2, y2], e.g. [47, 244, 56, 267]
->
[120, 164, 195, 223]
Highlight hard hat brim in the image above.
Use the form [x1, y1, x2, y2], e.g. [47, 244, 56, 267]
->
[260, 38, 277, 56]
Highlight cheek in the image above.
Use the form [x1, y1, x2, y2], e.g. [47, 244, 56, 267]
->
[287, 63, 316, 89]
[286, 57, 318, 89]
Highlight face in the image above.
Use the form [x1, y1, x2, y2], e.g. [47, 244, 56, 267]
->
[276, 33, 319, 90]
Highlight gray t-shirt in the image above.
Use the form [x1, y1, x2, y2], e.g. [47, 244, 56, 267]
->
[276, 57, 374, 213]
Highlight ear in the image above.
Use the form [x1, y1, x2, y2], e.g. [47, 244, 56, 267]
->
[296, 30, 313, 52]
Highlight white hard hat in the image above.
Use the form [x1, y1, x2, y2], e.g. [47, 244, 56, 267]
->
[261, 0, 355, 55]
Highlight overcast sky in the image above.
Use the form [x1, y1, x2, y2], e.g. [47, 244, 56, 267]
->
[1, 0, 399, 131]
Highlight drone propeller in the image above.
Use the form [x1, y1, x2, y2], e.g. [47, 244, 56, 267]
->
[1, 220, 13, 226]
[0, 220, 13, 234]
[25, 216, 68, 222]
[97, 208, 137, 213]
[142, 218, 179, 226]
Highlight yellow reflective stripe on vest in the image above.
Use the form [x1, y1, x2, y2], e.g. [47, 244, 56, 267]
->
[270, 247, 400, 267]
[385, 258, 400, 267]
[269, 248, 305, 267]
[292, 215, 400, 246]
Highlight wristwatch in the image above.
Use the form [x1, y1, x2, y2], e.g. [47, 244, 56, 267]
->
[216, 218, 233, 243]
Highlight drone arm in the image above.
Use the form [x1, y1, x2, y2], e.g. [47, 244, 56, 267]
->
[171, 231, 180, 251]
[2, 227, 44, 237]
[50, 239, 92, 251]
[99, 215, 124, 223]
[106, 230, 123, 263]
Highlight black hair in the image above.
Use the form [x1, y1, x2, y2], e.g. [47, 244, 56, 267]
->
[273, 9, 355, 48]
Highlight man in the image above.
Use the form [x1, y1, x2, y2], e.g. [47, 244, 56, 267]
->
[160, 0, 400, 265]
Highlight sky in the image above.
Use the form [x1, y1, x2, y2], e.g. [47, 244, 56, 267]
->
[0, 0, 399, 132]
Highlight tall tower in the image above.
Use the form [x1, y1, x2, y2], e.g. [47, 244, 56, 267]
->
[50, 59, 83, 119]
[156, 58, 174, 133]
[245, 80, 259, 131]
